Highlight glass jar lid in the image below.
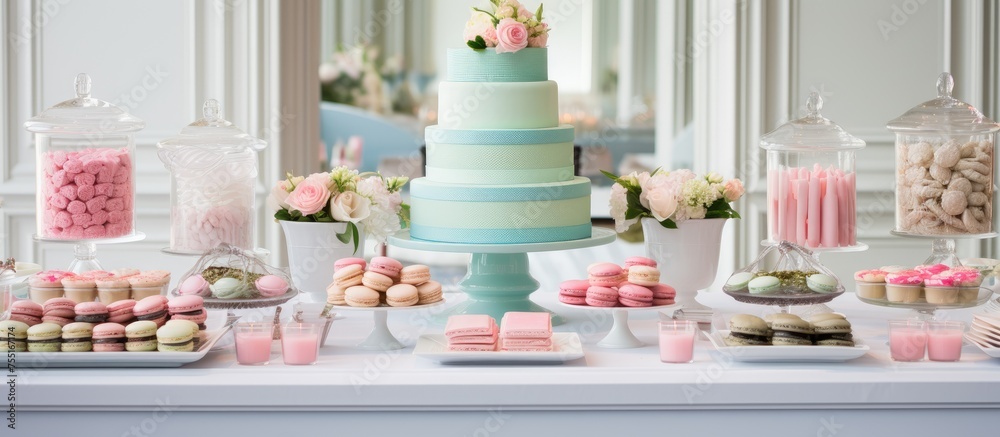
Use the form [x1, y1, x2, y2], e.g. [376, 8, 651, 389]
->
[887, 72, 999, 133]
[24, 73, 145, 134]
[157, 99, 267, 152]
[760, 93, 866, 151]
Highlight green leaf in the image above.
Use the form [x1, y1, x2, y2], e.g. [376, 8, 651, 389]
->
[472, 7, 499, 24]
[600, 170, 620, 183]
[350, 222, 361, 255]
[535, 3, 543, 21]
[336, 225, 352, 245]
[398, 203, 411, 229]
[658, 218, 678, 229]
[274, 210, 292, 221]
[625, 190, 643, 209]
[624, 207, 646, 220]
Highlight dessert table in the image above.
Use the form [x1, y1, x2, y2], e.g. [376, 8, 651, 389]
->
[16, 286, 1000, 436]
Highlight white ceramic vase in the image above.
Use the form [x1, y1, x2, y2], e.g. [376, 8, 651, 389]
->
[279, 221, 366, 302]
[641, 217, 727, 312]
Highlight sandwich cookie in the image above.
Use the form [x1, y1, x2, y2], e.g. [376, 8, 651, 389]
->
[26, 322, 63, 352]
[92, 323, 127, 352]
[724, 314, 771, 346]
[0, 320, 30, 352]
[61, 322, 94, 352]
[125, 320, 159, 351]
[156, 323, 195, 352]
[74, 301, 109, 324]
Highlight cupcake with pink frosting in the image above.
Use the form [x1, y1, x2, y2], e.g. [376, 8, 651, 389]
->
[884, 270, 923, 303]
[853, 269, 888, 300]
[946, 267, 983, 303]
[923, 273, 959, 304]
[915, 264, 949, 278]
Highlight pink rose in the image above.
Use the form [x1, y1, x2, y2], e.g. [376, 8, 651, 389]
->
[723, 179, 745, 202]
[528, 23, 549, 47]
[464, 12, 498, 47]
[495, 18, 528, 54]
[285, 179, 331, 216]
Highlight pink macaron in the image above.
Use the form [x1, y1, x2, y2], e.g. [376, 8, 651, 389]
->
[74, 301, 110, 324]
[254, 275, 289, 297]
[167, 295, 208, 328]
[9, 300, 43, 326]
[558, 279, 590, 305]
[133, 296, 168, 327]
[588, 263, 624, 287]
[368, 256, 403, 280]
[106, 299, 138, 324]
[334, 257, 367, 272]
[586, 286, 619, 307]
[92, 323, 127, 352]
[618, 284, 653, 307]
[178, 275, 211, 297]
[43, 297, 77, 318]
[649, 283, 677, 306]
[624, 256, 658, 270]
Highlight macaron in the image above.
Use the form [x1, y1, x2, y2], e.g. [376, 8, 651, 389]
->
[748, 276, 780, 295]
[768, 314, 814, 346]
[255, 275, 289, 297]
[586, 286, 619, 307]
[210, 277, 244, 299]
[74, 301, 109, 324]
[165, 319, 203, 350]
[178, 275, 211, 297]
[588, 263, 624, 287]
[0, 320, 30, 352]
[415, 280, 443, 305]
[326, 283, 347, 306]
[61, 322, 94, 352]
[558, 279, 590, 305]
[806, 274, 838, 293]
[167, 295, 208, 329]
[812, 318, 854, 347]
[133, 296, 169, 327]
[156, 323, 194, 352]
[361, 271, 393, 292]
[624, 256, 657, 269]
[344, 285, 380, 307]
[332, 264, 364, 288]
[399, 265, 431, 285]
[26, 322, 62, 352]
[9, 300, 44, 326]
[368, 256, 403, 280]
[125, 320, 159, 352]
[627, 266, 660, 287]
[725, 272, 755, 290]
[649, 283, 677, 306]
[386, 284, 419, 307]
[106, 299, 138, 324]
[43, 297, 78, 326]
[334, 257, 366, 272]
[617, 284, 653, 307]
[92, 323, 127, 352]
[724, 314, 770, 346]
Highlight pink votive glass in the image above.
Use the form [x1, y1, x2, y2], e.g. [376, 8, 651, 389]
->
[234, 322, 274, 365]
[659, 320, 698, 363]
[927, 321, 965, 362]
[280, 322, 323, 365]
[888, 320, 927, 362]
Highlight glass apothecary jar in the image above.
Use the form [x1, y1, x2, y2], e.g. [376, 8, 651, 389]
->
[157, 99, 267, 254]
[761, 92, 866, 249]
[888, 72, 999, 237]
[25, 73, 145, 240]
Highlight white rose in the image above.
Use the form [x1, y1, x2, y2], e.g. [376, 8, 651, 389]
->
[706, 172, 724, 184]
[318, 63, 338, 83]
[329, 192, 372, 223]
[267, 180, 294, 211]
[647, 190, 678, 222]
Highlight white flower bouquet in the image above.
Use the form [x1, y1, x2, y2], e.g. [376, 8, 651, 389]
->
[603, 169, 745, 232]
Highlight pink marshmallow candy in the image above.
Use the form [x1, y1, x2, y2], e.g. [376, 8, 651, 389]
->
[49, 193, 70, 209]
[83, 225, 106, 239]
[54, 211, 73, 228]
[95, 183, 113, 197]
[86, 196, 107, 214]
[77, 185, 95, 201]
[74, 173, 96, 187]
[62, 159, 83, 174]
[59, 184, 78, 201]
[106, 197, 124, 212]
[112, 184, 129, 198]
[91, 210, 109, 225]
[71, 213, 92, 227]
[66, 200, 87, 214]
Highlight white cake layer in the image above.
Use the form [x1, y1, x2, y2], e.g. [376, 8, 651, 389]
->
[437, 81, 559, 130]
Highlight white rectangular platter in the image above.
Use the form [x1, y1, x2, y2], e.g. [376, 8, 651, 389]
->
[414, 332, 584, 364]
[707, 330, 870, 362]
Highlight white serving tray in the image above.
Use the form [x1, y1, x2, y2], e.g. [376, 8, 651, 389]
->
[413, 332, 584, 364]
[706, 330, 870, 362]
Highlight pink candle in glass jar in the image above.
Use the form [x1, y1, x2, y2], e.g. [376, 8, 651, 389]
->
[659, 320, 698, 363]
[281, 323, 322, 365]
[927, 321, 964, 362]
[888, 320, 927, 362]
[234, 323, 273, 365]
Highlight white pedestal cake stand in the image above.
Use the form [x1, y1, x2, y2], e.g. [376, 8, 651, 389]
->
[389, 227, 616, 326]
[559, 302, 679, 349]
[330, 301, 447, 350]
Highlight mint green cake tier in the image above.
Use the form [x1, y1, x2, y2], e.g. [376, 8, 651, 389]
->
[409, 177, 593, 244]
[425, 125, 576, 185]
[437, 80, 559, 130]
[446, 48, 547, 82]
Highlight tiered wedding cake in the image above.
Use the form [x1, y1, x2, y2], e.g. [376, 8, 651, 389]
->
[409, 46, 592, 244]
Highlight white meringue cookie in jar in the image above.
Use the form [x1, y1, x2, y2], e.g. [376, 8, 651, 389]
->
[887, 72, 998, 237]
[157, 99, 267, 254]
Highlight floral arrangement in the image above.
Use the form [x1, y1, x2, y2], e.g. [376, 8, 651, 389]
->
[318, 44, 403, 114]
[603, 169, 745, 232]
[465, 0, 550, 53]
[268, 166, 409, 252]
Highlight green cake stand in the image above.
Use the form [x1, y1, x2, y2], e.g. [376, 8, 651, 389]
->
[389, 227, 616, 326]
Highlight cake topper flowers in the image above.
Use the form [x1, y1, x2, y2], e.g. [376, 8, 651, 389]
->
[465, 0, 549, 53]
[604, 169, 745, 231]
[268, 166, 409, 252]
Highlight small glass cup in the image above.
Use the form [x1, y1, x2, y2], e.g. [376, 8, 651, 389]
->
[659, 320, 698, 363]
[280, 321, 323, 365]
[888, 320, 927, 362]
[233, 322, 274, 366]
[927, 320, 965, 362]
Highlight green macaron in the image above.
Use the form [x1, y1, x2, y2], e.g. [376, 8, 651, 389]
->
[806, 274, 839, 293]
[26, 322, 62, 352]
[156, 324, 194, 352]
[61, 322, 94, 352]
[211, 277, 244, 299]
[748, 276, 780, 295]
[0, 320, 30, 352]
[125, 321, 159, 352]
[726, 272, 756, 291]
